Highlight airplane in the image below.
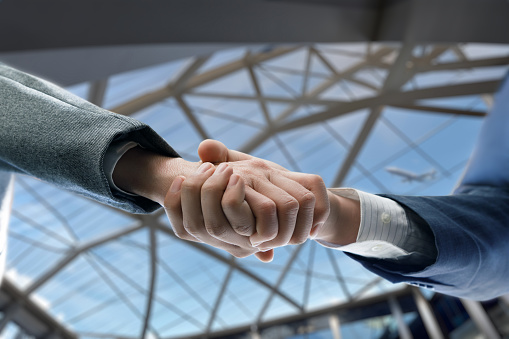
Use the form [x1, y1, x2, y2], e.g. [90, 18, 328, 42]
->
[385, 167, 437, 183]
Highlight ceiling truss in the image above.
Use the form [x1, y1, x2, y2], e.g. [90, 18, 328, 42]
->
[4, 42, 508, 339]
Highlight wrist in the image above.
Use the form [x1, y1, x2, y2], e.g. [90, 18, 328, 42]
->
[113, 147, 199, 205]
[314, 191, 360, 246]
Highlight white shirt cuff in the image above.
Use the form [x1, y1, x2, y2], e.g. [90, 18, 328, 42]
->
[319, 188, 410, 259]
[103, 141, 139, 196]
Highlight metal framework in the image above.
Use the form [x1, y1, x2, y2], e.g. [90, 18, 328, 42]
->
[2, 42, 509, 338]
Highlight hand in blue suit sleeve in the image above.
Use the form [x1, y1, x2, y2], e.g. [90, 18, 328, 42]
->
[349, 186, 509, 300]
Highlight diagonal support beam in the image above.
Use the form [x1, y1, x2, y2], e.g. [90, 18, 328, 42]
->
[332, 43, 416, 186]
[206, 259, 235, 334]
[239, 47, 396, 154]
[88, 79, 108, 107]
[390, 104, 486, 117]
[155, 222, 302, 312]
[175, 96, 210, 140]
[187, 91, 341, 106]
[26, 222, 144, 294]
[111, 47, 299, 116]
[332, 106, 384, 187]
[171, 55, 211, 93]
[246, 59, 272, 125]
[256, 245, 304, 323]
[141, 227, 158, 339]
[278, 78, 499, 134]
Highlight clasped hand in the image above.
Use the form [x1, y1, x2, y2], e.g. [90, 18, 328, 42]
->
[164, 140, 330, 262]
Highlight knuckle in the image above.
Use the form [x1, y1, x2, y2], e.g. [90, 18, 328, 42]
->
[222, 196, 239, 211]
[281, 197, 299, 214]
[226, 244, 251, 258]
[297, 191, 315, 208]
[289, 234, 308, 245]
[173, 229, 193, 241]
[260, 227, 278, 240]
[232, 223, 253, 236]
[268, 238, 287, 248]
[231, 248, 254, 258]
[259, 200, 276, 215]
[173, 229, 185, 239]
[182, 178, 201, 192]
[183, 219, 202, 238]
[309, 174, 325, 187]
[205, 222, 228, 238]
[250, 158, 269, 170]
[201, 181, 218, 195]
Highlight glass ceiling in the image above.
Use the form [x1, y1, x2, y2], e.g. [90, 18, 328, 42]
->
[4, 43, 509, 339]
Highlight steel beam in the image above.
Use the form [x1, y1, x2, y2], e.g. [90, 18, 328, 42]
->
[205, 260, 235, 334]
[332, 106, 384, 187]
[155, 222, 302, 311]
[390, 104, 486, 117]
[26, 222, 144, 294]
[256, 246, 304, 323]
[111, 47, 298, 116]
[240, 47, 395, 153]
[0, 279, 77, 338]
[388, 296, 413, 339]
[88, 79, 108, 107]
[411, 288, 444, 339]
[175, 285, 413, 339]
[175, 96, 210, 140]
[272, 79, 500, 135]
[460, 299, 501, 339]
[328, 314, 342, 339]
[187, 91, 341, 106]
[141, 227, 158, 339]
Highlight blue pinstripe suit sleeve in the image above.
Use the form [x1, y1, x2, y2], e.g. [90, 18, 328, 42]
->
[346, 186, 509, 300]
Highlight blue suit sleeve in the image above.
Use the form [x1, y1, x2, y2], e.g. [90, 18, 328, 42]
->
[346, 186, 509, 300]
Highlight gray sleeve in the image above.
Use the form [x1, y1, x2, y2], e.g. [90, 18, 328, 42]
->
[0, 63, 180, 214]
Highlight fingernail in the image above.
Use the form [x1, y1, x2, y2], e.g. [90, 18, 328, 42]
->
[309, 222, 323, 239]
[250, 234, 265, 247]
[215, 163, 228, 174]
[198, 162, 212, 174]
[228, 173, 240, 187]
[170, 176, 184, 193]
[258, 247, 272, 252]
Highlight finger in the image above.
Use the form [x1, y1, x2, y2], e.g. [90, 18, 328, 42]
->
[244, 186, 278, 246]
[180, 162, 256, 257]
[265, 174, 315, 246]
[164, 176, 201, 243]
[285, 172, 330, 232]
[201, 164, 254, 248]
[198, 139, 253, 163]
[255, 249, 274, 263]
[222, 173, 256, 236]
[247, 181, 299, 250]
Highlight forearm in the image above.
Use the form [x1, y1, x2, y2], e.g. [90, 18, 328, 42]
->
[113, 146, 199, 205]
[314, 191, 360, 246]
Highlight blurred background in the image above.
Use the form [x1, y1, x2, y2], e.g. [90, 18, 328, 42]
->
[1, 0, 509, 338]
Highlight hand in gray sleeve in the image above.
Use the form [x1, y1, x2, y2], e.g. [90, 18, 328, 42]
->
[0, 63, 180, 213]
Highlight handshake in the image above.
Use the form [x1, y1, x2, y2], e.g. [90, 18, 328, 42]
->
[114, 140, 361, 262]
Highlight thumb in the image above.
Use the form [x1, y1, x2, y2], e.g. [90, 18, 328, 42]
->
[198, 139, 252, 163]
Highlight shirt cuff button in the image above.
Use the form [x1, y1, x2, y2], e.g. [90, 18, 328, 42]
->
[381, 212, 391, 224]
